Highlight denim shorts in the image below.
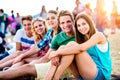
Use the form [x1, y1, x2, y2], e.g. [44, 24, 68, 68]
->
[79, 68, 105, 80]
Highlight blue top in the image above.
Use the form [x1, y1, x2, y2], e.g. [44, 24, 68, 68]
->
[87, 42, 112, 80]
[37, 28, 53, 50]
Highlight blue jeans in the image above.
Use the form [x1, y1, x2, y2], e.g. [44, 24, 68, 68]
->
[0, 52, 9, 60]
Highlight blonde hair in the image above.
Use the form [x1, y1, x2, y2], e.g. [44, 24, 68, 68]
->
[32, 18, 47, 43]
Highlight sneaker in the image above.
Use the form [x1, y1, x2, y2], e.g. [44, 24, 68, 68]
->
[2, 67, 10, 71]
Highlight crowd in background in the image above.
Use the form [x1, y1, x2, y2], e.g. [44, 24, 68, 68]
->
[0, 0, 120, 79]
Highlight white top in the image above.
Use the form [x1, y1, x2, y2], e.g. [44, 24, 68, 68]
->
[96, 42, 108, 52]
[14, 29, 34, 51]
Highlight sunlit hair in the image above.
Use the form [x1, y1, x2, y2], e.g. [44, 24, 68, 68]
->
[22, 15, 33, 23]
[32, 18, 47, 43]
[75, 13, 96, 44]
[47, 10, 61, 35]
[58, 10, 74, 24]
[48, 10, 58, 16]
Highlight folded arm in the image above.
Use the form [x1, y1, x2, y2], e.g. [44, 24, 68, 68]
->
[49, 32, 106, 58]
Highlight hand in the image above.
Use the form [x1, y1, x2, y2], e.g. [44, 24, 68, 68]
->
[51, 56, 60, 66]
[13, 54, 23, 64]
[49, 51, 58, 59]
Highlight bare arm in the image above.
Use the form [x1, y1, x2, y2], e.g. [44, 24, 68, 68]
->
[15, 28, 53, 63]
[39, 49, 55, 62]
[16, 42, 22, 51]
[30, 48, 55, 64]
[13, 45, 40, 64]
[49, 32, 106, 58]
[21, 45, 40, 58]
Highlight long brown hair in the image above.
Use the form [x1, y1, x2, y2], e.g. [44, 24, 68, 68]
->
[75, 13, 96, 44]
[32, 18, 47, 43]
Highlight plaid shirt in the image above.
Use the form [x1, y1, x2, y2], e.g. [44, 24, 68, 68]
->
[37, 28, 53, 50]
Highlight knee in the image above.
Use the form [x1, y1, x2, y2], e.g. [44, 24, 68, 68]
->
[58, 45, 66, 49]
[61, 55, 74, 62]
[25, 64, 36, 76]
[25, 64, 33, 68]
[24, 64, 33, 74]
[76, 51, 87, 56]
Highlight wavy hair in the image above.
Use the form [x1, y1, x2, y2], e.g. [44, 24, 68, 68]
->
[32, 18, 47, 43]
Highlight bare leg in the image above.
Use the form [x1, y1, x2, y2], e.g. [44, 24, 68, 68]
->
[43, 64, 57, 80]
[11, 57, 40, 68]
[10, 61, 25, 68]
[0, 59, 14, 69]
[69, 60, 80, 78]
[0, 53, 17, 64]
[0, 64, 37, 79]
[53, 55, 74, 80]
[24, 57, 40, 63]
[0, 51, 24, 69]
[75, 51, 97, 79]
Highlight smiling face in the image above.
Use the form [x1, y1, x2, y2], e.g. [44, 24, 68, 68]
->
[22, 15, 33, 37]
[59, 15, 74, 35]
[33, 20, 46, 36]
[75, 13, 96, 43]
[58, 10, 75, 36]
[32, 19, 47, 43]
[76, 18, 90, 35]
[46, 13, 58, 29]
[22, 20, 32, 34]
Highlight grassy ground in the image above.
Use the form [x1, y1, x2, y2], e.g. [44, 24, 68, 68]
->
[106, 29, 120, 75]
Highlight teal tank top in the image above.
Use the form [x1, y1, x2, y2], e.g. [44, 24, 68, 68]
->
[87, 42, 112, 80]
